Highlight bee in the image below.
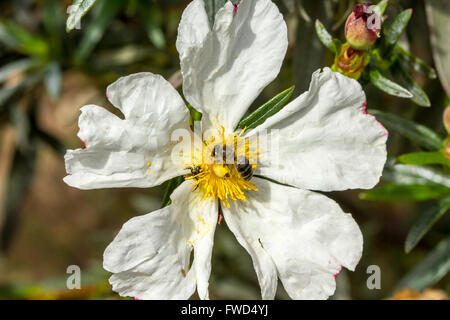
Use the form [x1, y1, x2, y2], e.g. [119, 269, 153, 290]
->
[188, 165, 202, 192]
[190, 166, 201, 177]
[212, 145, 253, 181]
[186, 165, 202, 179]
[236, 155, 253, 181]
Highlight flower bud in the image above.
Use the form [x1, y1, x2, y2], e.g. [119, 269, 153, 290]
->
[443, 105, 450, 135]
[332, 42, 370, 79]
[345, 3, 381, 50]
[444, 137, 450, 159]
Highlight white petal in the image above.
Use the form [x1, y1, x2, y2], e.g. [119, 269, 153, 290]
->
[64, 73, 190, 189]
[223, 177, 363, 300]
[103, 181, 218, 300]
[223, 208, 278, 300]
[176, 0, 288, 132]
[249, 68, 388, 191]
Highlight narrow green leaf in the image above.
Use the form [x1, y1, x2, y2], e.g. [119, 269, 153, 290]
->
[44, 63, 62, 99]
[0, 58, 38, 83]
[425, 0, 450, 97]
[66, 0, 98, 32]
[405, 197, 450, 253]
[74, 0, 122, 63]
[394, 44, 437, 79]
[0, 23, 19, 48]
[386, 9, 413, 46]
[43, 0, 64, 33]
[43, 0, 64, 54]
[398, 152, 450, 167]
[0, 21, 49, 58]
[371, 0, 388, 17]
[138, 0, 165, 49]
[383, 162, 450, 188]
[395, 237, 450, 291]
[314, 19, 336, 53]
[161, 176, 185, 208]
[369, 109, 444, 150]
[237, 86, 295, 130]
[369, 69, 413, 98]
[360, 184, 450, 202]
[394, 65, 431, 107]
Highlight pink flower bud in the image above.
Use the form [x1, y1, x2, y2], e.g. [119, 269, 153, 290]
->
[345, 3, 381, 50]
[443, 106, 450, 134]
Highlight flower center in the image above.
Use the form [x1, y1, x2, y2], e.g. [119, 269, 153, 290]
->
[186, 128, 259, 208]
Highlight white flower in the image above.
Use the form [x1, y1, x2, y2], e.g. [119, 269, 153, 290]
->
[64, 0, 388, 300]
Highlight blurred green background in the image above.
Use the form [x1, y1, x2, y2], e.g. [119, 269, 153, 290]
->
[0, 0, 449, 299]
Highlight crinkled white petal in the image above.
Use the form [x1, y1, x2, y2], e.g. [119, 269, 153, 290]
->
[248, 68, 388, 192]
[176, 0, 288, 132]
[103, 181, 218, 300]
[64, 73, 190, 190]
[223, 207, 278, 300]
[222, 177, 363, 300]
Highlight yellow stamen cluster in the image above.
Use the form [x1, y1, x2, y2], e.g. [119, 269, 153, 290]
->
[186, 128, 260, 208]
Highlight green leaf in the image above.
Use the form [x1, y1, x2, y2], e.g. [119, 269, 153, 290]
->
[369, 69, 413, 98]
[0, 21, 49, 58]
[371, 0, 388, 17]
[394, 64, 431, 107]
[425, 0, 450, 97]
[369, 109, 444, 150]
[66, 0, 98, 32]
[386, 9, 413, 46]
[43, 0, 64, 54]
[138, 0, 165, 49]
[0, 58, 38, 83]
[395, 237, 450, 291]
[0, 23, 19, 48]
[398, 152, 450, 167]
[314, 19, 336, 53]
[394, 44, 437, 79]
[405, 197, 450, 253]
[383, 162, 450, 188]
[237, 86, 295, 130]
[161, 176, 185, 208]
[74, 0, 122, 63]
[44, 63, 62, 99]
[360, 184, 450, 202]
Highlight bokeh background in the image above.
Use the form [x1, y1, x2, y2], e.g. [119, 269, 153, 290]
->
[0, 0, 449, 299]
